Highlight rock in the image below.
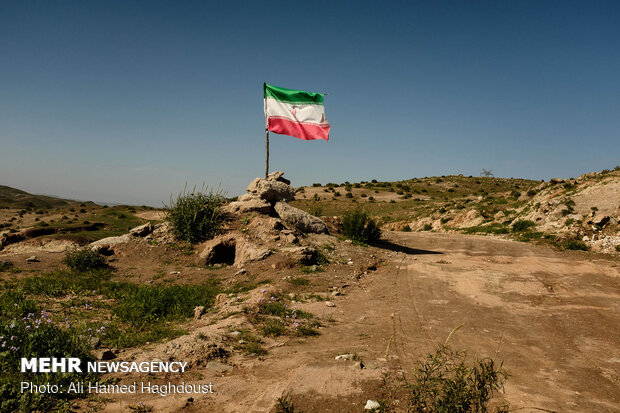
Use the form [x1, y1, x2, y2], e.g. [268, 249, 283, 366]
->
[223, 198, 272, 214]
[194, 306, 205, 319]
[494, 211, 505, 220]
[90, 234, 131, 255]
[26, 256, 39, 262]
[281, 246, 318, 265]
[228, 331, 242, 338]
[331, 290, 341, 297]
[215, 293, 227, 307]
[233, 268, 247, 276]
[206, 361, 232, 373]
[130, 223, 154, 237]
[250, 180, 296, 203]
[282, 232, 298, 244]
[274, 202, 328, 234]
[595, 216, 610, 227]
[365, 400, 381, 410]
[234, 240, 271, 268]
[325, 301, 336, 307]
[267, 170, 291, 185]
[237, 193, 254, 202]
[550, 178, 564, 184]
[335, 353, 354, 360]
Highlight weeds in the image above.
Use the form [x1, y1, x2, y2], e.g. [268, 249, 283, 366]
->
[408, 343, 508, 412]
[63, 248, 108, 272]
[165, 186, 226, 244]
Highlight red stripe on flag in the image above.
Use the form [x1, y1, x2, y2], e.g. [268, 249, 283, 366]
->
[268, 118, 330, 141]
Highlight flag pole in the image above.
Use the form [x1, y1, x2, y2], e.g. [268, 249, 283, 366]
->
[265, 128, 269, 178]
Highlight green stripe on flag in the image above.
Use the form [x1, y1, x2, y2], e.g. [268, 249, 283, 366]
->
[264, 83, 324, 104]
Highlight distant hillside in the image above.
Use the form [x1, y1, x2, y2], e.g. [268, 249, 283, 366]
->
[292, 167, 620, 254]
[0, 185, 90, 209]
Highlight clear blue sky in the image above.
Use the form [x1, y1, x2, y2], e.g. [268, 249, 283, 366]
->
[1, 1, 619, 206]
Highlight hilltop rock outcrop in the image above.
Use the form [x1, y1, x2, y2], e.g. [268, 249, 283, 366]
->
[224, 171, 328, 235]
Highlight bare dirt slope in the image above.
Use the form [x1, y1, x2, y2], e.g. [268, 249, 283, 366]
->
[99, 231, 619, 412]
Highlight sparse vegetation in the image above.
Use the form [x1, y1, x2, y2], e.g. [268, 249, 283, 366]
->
[63, 248, 108, 272]
[563, 240, 589, 251]
[408, 342, 508, 412]
[165, 186, 226, 244]
[341, 209, 381, 243]
[511, 220, 535, 233]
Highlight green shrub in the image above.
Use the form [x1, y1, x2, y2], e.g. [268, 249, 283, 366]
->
[615, 245, 620, 252]
[511, 220, 535, 232]
[63, 248, 107, 272]
[308, 203, 323, 217]
[341, 209, 381, 243]
[408, 343, 508, 413]
[165, 187, 226, 244]
[402, 225, 412, 232]
[345, 192, 353, 198]
[563, 240, 589, 251]
[423, 224, 433, 231]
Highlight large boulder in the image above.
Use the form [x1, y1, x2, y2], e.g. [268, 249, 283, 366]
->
[273, 202, 328, 234]
[223, 197, 272, 214]
[249, 180, 295, 203]
[130, 223, 154, 237]
[90, 234, 132, 255]
[246, 171, 295, 203]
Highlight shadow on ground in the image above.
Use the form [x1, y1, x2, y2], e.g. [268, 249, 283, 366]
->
[371, 239, 443, 255]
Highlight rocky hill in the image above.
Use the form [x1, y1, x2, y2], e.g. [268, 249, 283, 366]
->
[292, 167, 620, 254]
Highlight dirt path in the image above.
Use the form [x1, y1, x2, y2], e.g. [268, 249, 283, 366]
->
[102, 232, 620, 412]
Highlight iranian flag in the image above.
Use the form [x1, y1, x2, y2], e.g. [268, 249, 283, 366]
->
[264, 83, 330, 141]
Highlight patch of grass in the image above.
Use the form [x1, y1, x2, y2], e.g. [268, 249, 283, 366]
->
[299, 265, 324, 274]
[261, 318, 287, 337]
[63, 248, 108, 272]
[0, 290, 38, 321]
[408, 343, 508, 413]
[615, 245, 620, 252]
[516, 231, 545, 242]
[288, 277, 310, 286]
[113, 281, 220, 324]
[165, 186, 226, 244]
[461, 223, 509, 235]
[20, 269, 112, 297]
[296, 325, 319, 337]
[563, 240, 589, 251]
[0, 312, 98, 412]
[0, 260, 19, 273]
[511, 219, 535, 232]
